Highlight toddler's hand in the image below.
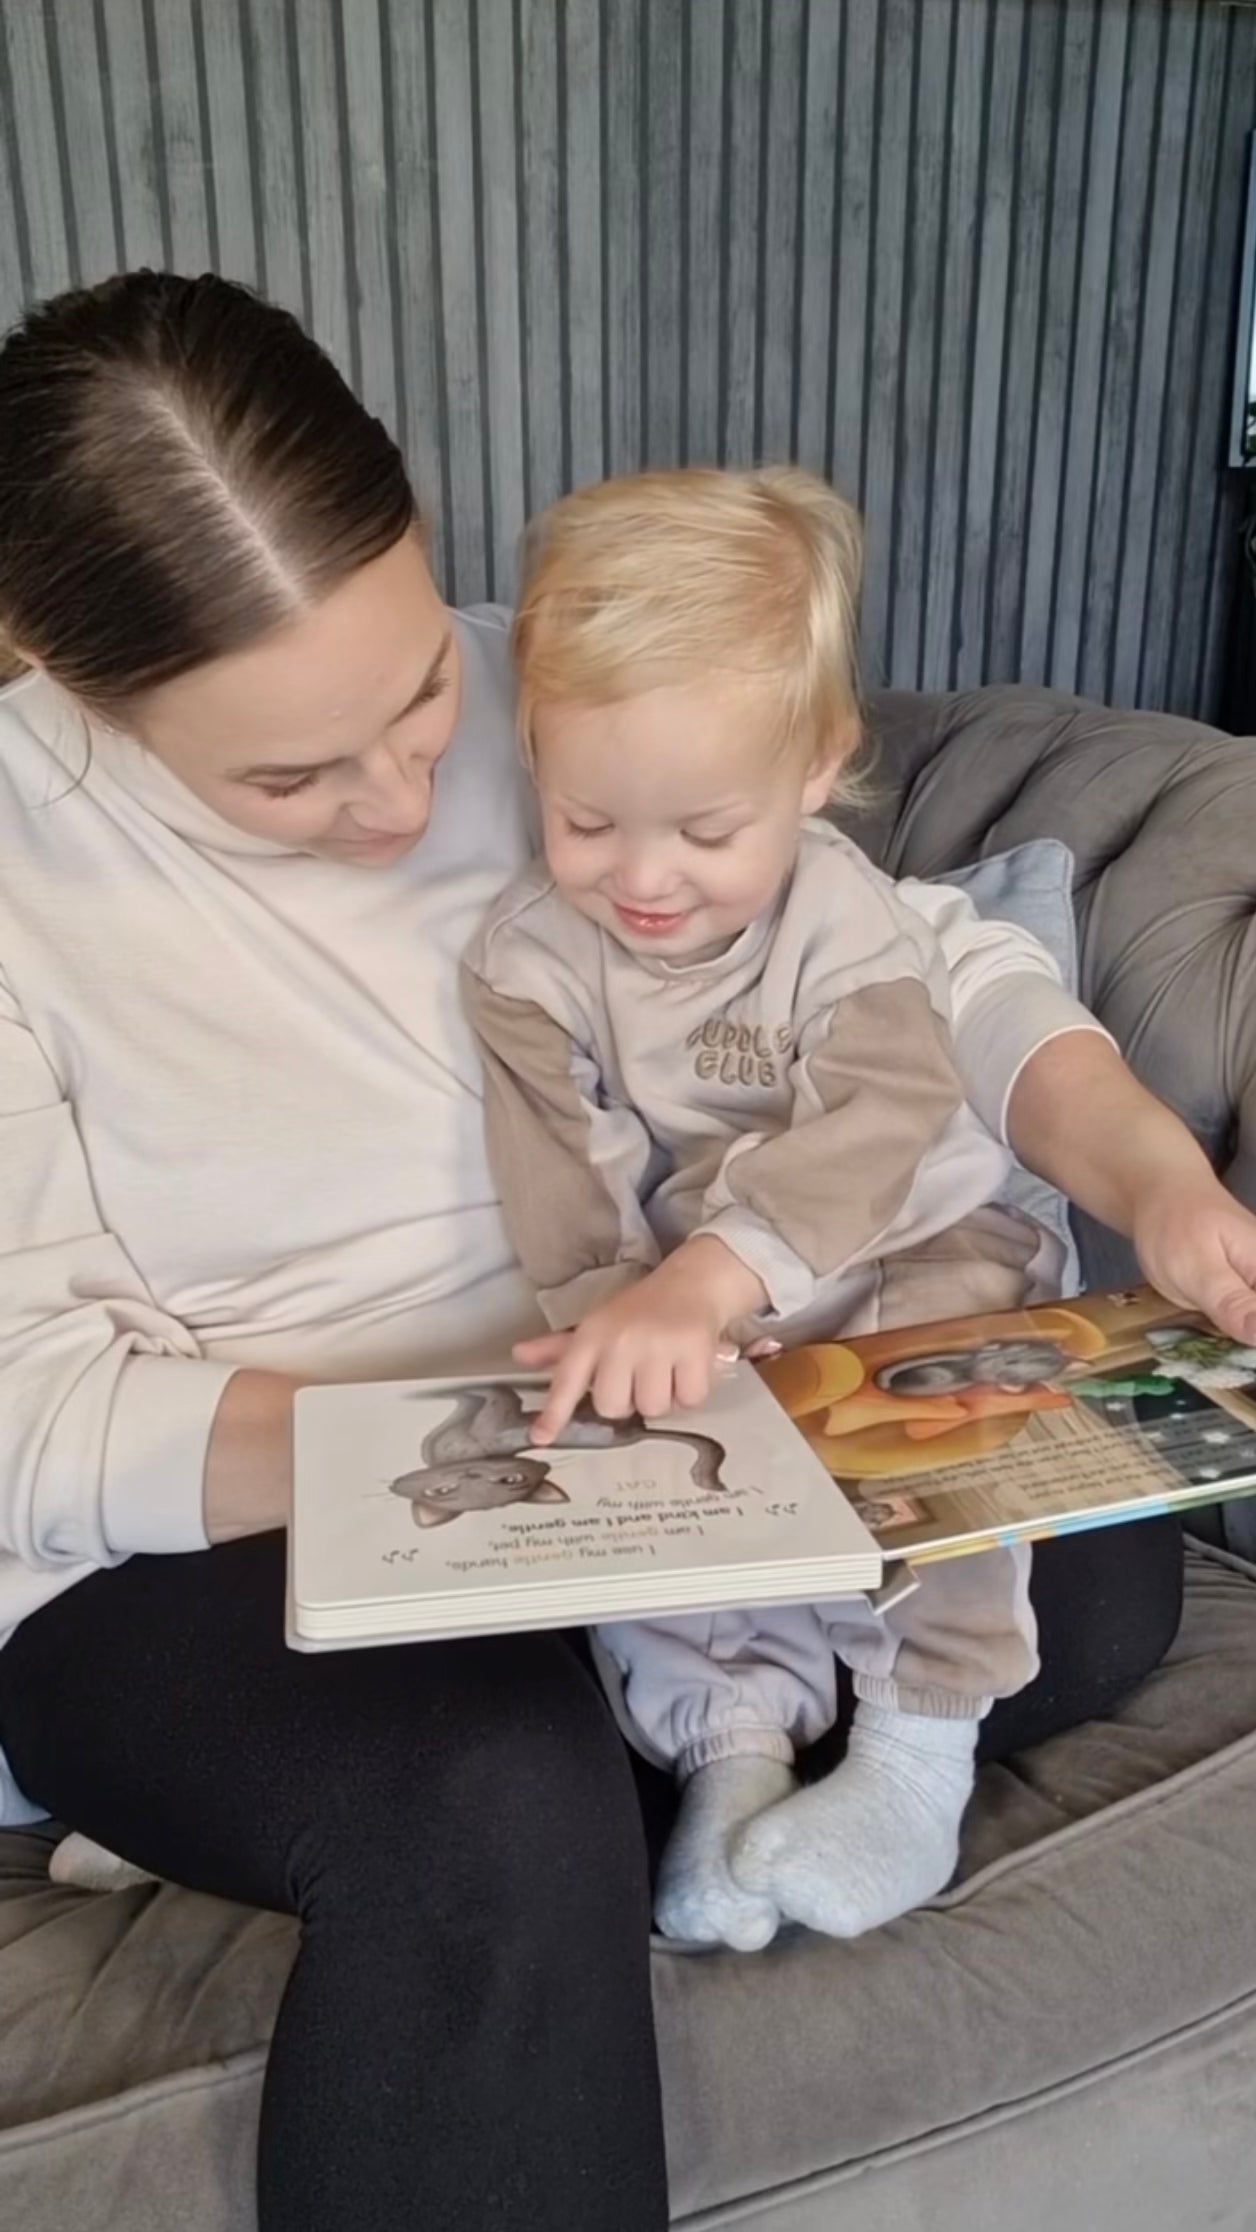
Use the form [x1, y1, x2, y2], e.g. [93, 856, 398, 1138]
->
[516, 1236, 768, 1444]
[1131, 1174, 1256, 1346]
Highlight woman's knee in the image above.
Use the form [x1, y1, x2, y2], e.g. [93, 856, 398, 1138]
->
[301, 1634, 649, 1926]
[1032, 1516, 1184, 1694]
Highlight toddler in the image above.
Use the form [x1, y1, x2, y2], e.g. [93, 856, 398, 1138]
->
[463, 466, 1062, 1949]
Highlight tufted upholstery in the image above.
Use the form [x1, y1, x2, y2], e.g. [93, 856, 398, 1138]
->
[852, 687, 1256, 1286]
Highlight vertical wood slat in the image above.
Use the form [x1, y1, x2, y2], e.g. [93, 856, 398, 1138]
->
[954, 0, 1025, 692]
[792, 0, 841, 479]
[95, 0, 166, 272]
[1192, 14, 1256, 719]
[429, 0, 486, 607]
[383, 0, 447, 585]
[682, 0, 723, 467]
[643, 0, 683, 467]
[919, 0, 990, 692]
[829, 0, 878, 513]
[517, 0, 562, 516]
[862, 0, 917, 688]
[290, 0, 350, 380]
[720, 0, 762, 467]
[1107, 1, 1196, 707]
[1050, 0, 1131, 695]
[0, 5, 30, 322]
[562, 0, 603, 492]
[0, 0, 1250, 718]
[473, 0, 526, 599]
[149, 0, 214, 273]
[985, 0, 1057, 686]
[1137, 0, 1219, 713]
[238, 0, 304, 316]
[601, 0, 641, 478]
[757, 0, 805, 463]
[2, 1, 73, 296]
[1077, 0, 1164, 706]
[198, 0, 258, 288]
[891, 0, 954, 690]
[1018, 0, 1095, 690]
[339, 0, 400, 437]
[46, 0, 122, 288]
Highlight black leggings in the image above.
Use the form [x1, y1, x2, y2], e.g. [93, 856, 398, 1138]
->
[0, 1517, 1185, 2231]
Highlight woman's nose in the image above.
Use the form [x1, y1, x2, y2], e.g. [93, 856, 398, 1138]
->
[355, 746, 432, 832]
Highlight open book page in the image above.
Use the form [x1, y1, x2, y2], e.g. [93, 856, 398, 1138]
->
[291, 1364, 880, 1641]
[758, 1287, 1256, 1564]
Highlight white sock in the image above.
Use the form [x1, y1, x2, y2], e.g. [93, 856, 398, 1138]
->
[49, 1832, 157, 1894]
[654, 1754, 796, 1951]
[731, 1702, 978, 1940]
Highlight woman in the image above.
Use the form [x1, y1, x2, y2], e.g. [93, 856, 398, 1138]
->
[0, 272, 1251, 2232]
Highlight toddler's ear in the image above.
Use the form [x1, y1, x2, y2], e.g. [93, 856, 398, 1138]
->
[801, 754, 845, 815]
[801, 715, 860, 815]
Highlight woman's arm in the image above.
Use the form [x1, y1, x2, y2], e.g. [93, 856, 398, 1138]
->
[0, 968, 240, 1570]
[203, 1370, 302, 1542]
[1007, 1030, 1256, 1344]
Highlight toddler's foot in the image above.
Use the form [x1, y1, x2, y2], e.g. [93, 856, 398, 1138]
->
[654, 1754, 796, 1951]
[50, 1832, 156, 1894]
[731, 1703, 978, 1939]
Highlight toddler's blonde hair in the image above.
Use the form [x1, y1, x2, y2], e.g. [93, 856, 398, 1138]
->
[512, 465, 864, 785]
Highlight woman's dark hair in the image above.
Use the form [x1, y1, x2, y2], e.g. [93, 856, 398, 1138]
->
[0, 270, 416, 707]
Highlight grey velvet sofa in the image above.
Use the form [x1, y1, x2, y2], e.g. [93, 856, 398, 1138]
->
[4, 683, 1256, 2231]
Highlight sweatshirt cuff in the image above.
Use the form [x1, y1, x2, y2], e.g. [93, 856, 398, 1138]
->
[954, 981, 1114, 1144]
[101, 1355, 239, 1555]
[538, 1260, 653, 1329]
[697, 1209, 816, 1322]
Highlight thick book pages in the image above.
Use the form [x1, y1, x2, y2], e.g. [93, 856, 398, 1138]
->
[758, 1286, 1256, 1564]
[289, 1365, 882, 1649]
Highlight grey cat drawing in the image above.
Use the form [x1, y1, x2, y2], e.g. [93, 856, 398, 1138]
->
[390, 1384, 731, 1528]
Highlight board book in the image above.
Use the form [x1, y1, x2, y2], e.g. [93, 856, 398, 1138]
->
[757, 1285, 1256, 1563]
[288, 1365, 883, 1648]
[289, 1287, 1256, 1649]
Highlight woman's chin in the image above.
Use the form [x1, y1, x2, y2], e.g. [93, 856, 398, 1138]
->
[315, 829, 423, 866]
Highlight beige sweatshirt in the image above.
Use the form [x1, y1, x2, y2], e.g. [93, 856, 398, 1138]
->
[464, 824, 1063, 1342]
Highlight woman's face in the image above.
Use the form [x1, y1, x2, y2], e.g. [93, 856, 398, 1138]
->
[126, 532, 462, 865]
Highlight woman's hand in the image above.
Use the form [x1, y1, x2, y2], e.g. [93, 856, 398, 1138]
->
[516, 1236, 767, 1445]
[1129, 1178, 1256, 1347]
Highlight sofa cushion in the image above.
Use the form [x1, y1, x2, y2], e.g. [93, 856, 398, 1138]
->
[937, 836, 1080, 992]
[853, 687, 1256, 1285]
[942, 837, 1081, 1289]
[3, 1542, 1256, 2228]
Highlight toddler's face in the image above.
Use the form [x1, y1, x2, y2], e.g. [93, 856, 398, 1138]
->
[533, 677, 839, 959]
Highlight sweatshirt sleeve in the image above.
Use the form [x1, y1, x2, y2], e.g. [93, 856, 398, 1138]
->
[0, 968, 237, 1570]
[690, 977, 967, 1321]
[462, 954, 661, 1328]
[893, 874, 1113, 1142]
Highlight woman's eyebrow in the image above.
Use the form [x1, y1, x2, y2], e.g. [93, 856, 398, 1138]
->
[233, 633, 453, 779]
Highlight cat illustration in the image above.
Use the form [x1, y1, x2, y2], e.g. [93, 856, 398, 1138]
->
[390, 1383, 730, 1528]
